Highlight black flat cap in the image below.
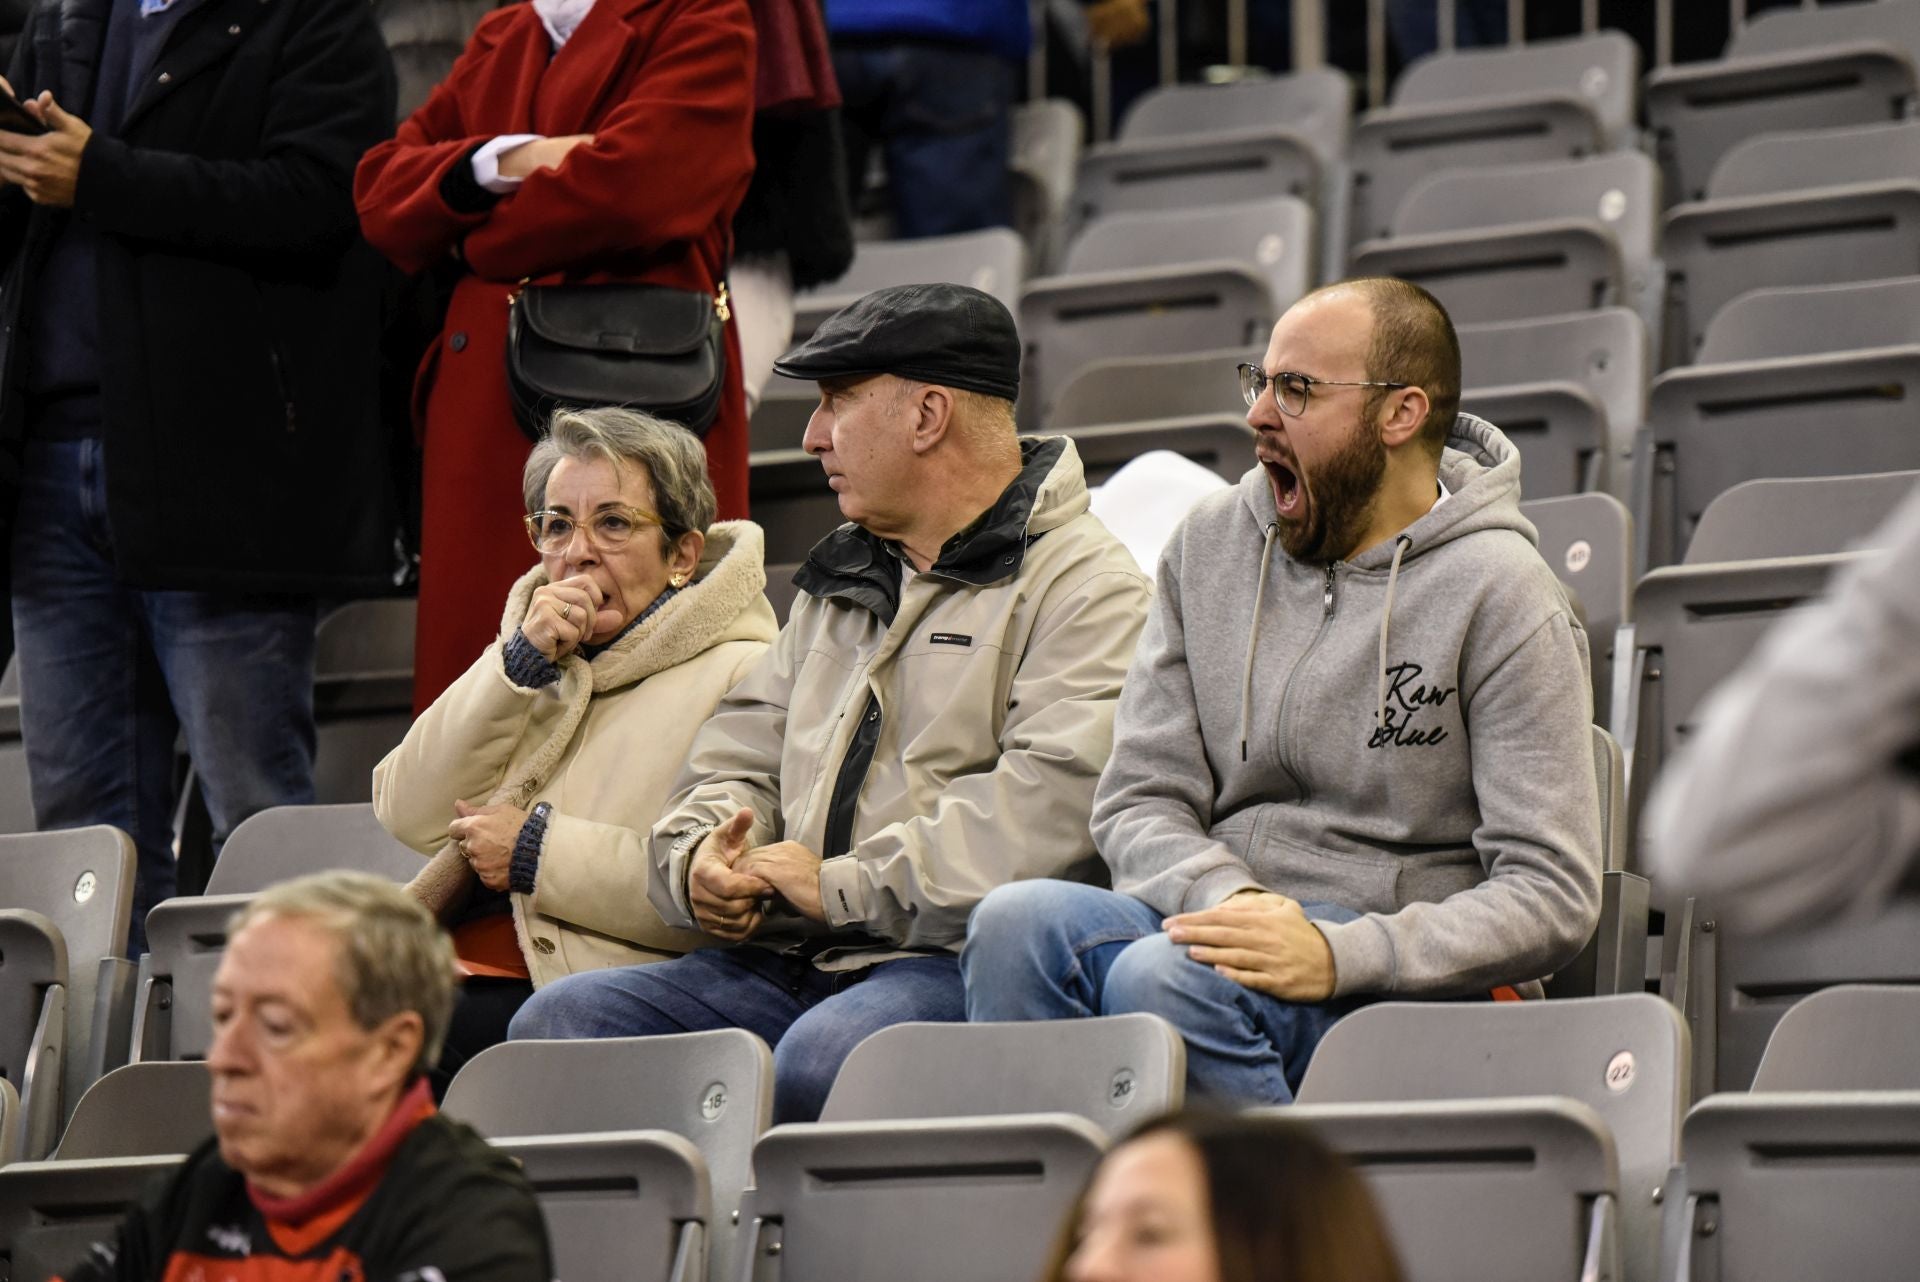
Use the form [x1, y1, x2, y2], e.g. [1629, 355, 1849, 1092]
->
[772, 282, 1021, 402]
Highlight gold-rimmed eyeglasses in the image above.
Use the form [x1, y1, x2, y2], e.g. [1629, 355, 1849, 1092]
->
[1237, 363, 1409, 417]
[523, 505, 664, 555]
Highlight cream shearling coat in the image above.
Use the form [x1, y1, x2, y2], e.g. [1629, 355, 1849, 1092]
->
[373, 520, 778, 987]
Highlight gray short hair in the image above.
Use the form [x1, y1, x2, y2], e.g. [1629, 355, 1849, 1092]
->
[231, 872, 456, 1073]
[522, 407, 717, 544]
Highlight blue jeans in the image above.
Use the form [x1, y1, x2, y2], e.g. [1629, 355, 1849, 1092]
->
[833, 40, 1017, 238]
[9, 438, 317, 954]
[961, 880, 1367, 1105]
[508, 945, 966, 1123]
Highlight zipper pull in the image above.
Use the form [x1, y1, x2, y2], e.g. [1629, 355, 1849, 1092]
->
[1323, 565, 1336, 616]
[714, 280, 731, 323]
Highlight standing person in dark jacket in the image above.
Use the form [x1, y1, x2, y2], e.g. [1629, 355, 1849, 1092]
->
[54, 872, 551, 1282]
[0, 0, 398, 950]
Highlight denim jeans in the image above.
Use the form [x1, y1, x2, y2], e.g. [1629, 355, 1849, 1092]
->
[961, 880, 1368, 1105]
[9, 438, 317, 954]
[833, 40, 1017, 238]
[508, 945, 967, 1123]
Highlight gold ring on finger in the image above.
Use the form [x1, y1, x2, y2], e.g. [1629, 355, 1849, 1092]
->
[559, 603, 573, 624]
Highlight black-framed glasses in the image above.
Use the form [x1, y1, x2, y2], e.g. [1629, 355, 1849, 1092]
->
[523, 504, 664, 555]
[1237, 363, 1409, 417]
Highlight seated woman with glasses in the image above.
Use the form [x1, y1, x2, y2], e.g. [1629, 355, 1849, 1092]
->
[373, 405, 778, 1093]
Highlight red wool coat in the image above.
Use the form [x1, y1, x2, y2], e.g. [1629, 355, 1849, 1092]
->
[355, 0, 756, 711]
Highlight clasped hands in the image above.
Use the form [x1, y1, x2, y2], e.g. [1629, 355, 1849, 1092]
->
[1165, 889, 1337, 1002]
[0, 76, 91, 207]
[688, 808, 824, 941]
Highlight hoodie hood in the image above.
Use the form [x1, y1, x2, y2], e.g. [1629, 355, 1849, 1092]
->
[1236, 412, 1538, 564]
[1089, 411, 1601, 1000]
[1231, 414, 1549, 745]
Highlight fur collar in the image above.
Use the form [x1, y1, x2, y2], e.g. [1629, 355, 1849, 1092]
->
[409, 522, 775, 927]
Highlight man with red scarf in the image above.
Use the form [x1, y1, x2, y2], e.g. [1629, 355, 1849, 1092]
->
[56, 873, 550, 1282]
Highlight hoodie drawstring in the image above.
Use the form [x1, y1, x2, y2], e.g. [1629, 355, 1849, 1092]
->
[1240, 522, 1278, 761]
[1377, 534, 1413, 728]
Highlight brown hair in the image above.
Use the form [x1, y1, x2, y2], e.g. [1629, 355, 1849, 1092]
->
[1312, 277, 1461, 459]
[1040, 1110, 1408, 1282]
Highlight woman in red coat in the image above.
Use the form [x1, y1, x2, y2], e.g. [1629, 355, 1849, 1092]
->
[356, 0, 756, 711]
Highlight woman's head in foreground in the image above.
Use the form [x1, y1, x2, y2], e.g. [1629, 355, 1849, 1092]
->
[1047, 1110, 1407, 1282]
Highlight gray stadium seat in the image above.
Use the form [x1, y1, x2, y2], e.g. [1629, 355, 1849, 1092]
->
[0, 660, 33, 835]
[1279, 1098, 1621, 1282]
[1659, 120, 1920, 367]
[1046, 347, 1245, 430]
[1460, 308, 1648, 499]
[1520, 493, 1632, 728]
[1693, 274, 1920, 366]
[1059, 418, 1254, 486]
[733, 1114, 1105, 1282]
[1349, 31, 1639, 246]
[1351, 151, 1661, 346]
[443, 1030, 772, 1282]
[748, 449, 839, 565]
[1613, 553, 1859, 850]
[1636, 352, 1920, 570]
[1684, 472, 1920, 565]
[1010, 99, 1084, 273]
[494, 1131, 709, 1282]
[375, 0, 502, 122]
[1673, 900, 1920, 1097]
[1020, 198, 1312, 429]
[748, 394, 813, 456]
[133, 805, 425, 1063]
[791, 229, 1026, 345]
[54, 1062, 211, 1159]
[1662, 1092, 1920, 1282]
[0, 1155, 183, 1282]
[312, 599, 415, 806]
[1298, 993, 1684, 1282]
[1644, 2, 1920, 206]
[1119, 68, 1353, 158]
[1751, 984, 1920, 1091]
[820, 1014, 1183, 1138]
[0, 827, 137, 1161]
[1078, 70, 1352, 272]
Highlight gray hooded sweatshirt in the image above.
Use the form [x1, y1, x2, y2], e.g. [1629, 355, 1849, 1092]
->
[1091, 414, 1602, 999]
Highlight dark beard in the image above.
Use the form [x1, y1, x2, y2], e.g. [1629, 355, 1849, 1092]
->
[1278, 411, 1387, 564]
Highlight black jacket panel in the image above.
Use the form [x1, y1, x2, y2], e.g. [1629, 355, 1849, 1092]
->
[0, 0, 399, 594]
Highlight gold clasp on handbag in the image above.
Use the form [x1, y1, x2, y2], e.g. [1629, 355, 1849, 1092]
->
[507, 276, 531, 307]
[714, 280, 730, 323]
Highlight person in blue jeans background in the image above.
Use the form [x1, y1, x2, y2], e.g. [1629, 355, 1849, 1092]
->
[0, 0, 396, 953]
[964, 279, 1603, 1103]
[826, 0, 1148, 236]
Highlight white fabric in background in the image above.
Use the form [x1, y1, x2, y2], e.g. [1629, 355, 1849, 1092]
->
[730, 252, 796, 416]
[471, 133, 543, 193]
[534, 0, 596, 48]
[1088, 450, 1230, 574]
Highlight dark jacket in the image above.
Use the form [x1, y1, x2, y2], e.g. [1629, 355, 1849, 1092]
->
[0, 0, 399, 595]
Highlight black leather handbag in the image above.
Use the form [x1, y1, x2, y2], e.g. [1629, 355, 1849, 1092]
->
[505, 281, 729, 441]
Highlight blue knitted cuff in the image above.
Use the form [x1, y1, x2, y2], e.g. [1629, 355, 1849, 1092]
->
[502, 629, 562, 689]
[509, 802, 551, 896]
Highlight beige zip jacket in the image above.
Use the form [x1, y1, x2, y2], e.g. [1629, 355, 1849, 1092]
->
[375, 521, 778, 987]
[650, 438, 1153, 969]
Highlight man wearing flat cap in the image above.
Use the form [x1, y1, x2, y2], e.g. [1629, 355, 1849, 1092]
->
[510, 284, 1152, 1121]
